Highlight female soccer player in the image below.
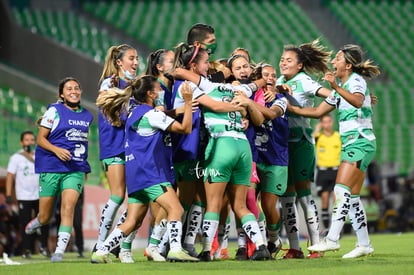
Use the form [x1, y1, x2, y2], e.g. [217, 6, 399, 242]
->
[277, 39, 333, 259]
[289, 44, 380, 259]
[172, 48, 270, 261]
[25, 77, 93, 262]
[92, 75, 199, 263]
[95, 44, 139, 263]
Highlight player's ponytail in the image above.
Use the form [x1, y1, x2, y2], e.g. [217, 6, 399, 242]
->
[99, 44, 135, 86]
[173, 42, 206, 70]
[340, 44, 380, 79]
[96, 87, 131, 127]
[284, 39, 331, 76]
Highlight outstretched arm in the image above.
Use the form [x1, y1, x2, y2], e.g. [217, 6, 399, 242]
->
[287, 100, 335, 119]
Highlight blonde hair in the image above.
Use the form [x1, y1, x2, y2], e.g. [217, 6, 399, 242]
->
[283, 39, 332, 75]
[99, 44, 135, 86]
[96, 75, 159, 126]
[340, 44, 380, 78]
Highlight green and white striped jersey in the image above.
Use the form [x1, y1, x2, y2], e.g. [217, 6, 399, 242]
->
[325, 72, 375, 145]
[277, 72, 322, 143]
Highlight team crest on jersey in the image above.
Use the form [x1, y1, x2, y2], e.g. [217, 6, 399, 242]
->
[291, 81, 297, 91]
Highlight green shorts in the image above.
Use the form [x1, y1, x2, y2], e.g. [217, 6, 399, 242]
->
[256, 163, 288, 196]
[102, 153, 125, 171]
[288, 139, 315, 186]
[341, 137, 376, 173]
[174, 159, 204, 182]
[204, 137, 252, 186]
[39, 172, 85, 197]
[128, 182, 172, 204]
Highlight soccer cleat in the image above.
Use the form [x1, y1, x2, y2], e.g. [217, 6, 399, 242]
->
[119, 251, 134, 263]
[235, 247, 248, 260]
[282, 248, 305, 259]
[268, 238, 283, 258]
[91, 252, 111, 264]
[307, 237, 340, 252]
[198, 251, 212, 262]
[51, 253, 63, 263]
[182, 244, 198, 257]
[219, 248, 229, 260]
[167, 249, 200, 262]
[307, 251, 324, 259]
[21, 250, 32, 259]
[250, 245, 271, 261]
[25, 218, 40, 235]
[110, 246, 120, 258]
[144, 246, 166, 262]
[342, 244, 374, 259]
[40, 246, 51, 258]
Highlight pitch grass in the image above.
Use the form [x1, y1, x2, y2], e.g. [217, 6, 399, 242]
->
[2, 233, 414, 275]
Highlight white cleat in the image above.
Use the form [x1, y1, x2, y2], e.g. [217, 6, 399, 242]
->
[342, 244, 374, 259]
[144, 246, 166, 262]
[308, 237, 340, 252]
[119, 251, 134, 263]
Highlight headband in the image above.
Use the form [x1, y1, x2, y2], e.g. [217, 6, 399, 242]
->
[188, 45, 200, 64]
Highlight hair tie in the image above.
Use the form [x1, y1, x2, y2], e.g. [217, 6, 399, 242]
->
[188, 46, 200, 65]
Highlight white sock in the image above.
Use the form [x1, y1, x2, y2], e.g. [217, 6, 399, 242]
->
[97, 199, 122, 249]
[149, 219, 167, 248]
[220, 217, 231, 250]
[298, 195, 320, 245]
[120, 230, 137, 253]
[158, 231, 169, 255]
[349, 196, 370, 247]
[100, 227, 126, 254]
[258, 212, 267, 243]
[241, 213, 265, 248]
[116, 209, 128, 226]
[184, 204, 204, 246]
[280, 196, 301, 250]
[168, 221, 183, 252]
[327, 185, 351, 242]
[201, 212, 219, 252]
[237, 228, 247, 248]
[55, 231, 71, 254]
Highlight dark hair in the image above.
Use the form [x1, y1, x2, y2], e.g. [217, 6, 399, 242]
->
[187, 23, 215, 45]
[283, 39, 332, 75]
[173, 43, 207, 70]
[58, 77, 81, 100]
[20, 130, 34, 141]
[145, 49, 171, 76]
[231, 47, 251, 63]
[226, 54, 249, 70]
[340, 44, 380, 78]
[250, 62, 274, 81]
[129, 75, 158, 103]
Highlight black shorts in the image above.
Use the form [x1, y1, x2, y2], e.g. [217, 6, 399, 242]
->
[316, 167, 338, 195]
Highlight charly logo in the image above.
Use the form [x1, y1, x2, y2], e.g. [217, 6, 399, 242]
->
[65, 128, 88, 141]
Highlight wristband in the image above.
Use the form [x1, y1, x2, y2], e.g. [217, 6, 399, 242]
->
[247, 82, 259, 93]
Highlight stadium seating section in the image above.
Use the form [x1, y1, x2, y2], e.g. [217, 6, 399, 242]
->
[11, 7, 147, 73]
[82, 0, 333, 65]
[0, 85, 101, 185]
[5, 0, 414, 175]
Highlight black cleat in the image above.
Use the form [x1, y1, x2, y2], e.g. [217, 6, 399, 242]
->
[110, 246, 120, 258]
[235, 247, 248, 260]
[267, 239, 282, 258]
[250, 245, 271, 261]
[198, 251, 211, 262]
